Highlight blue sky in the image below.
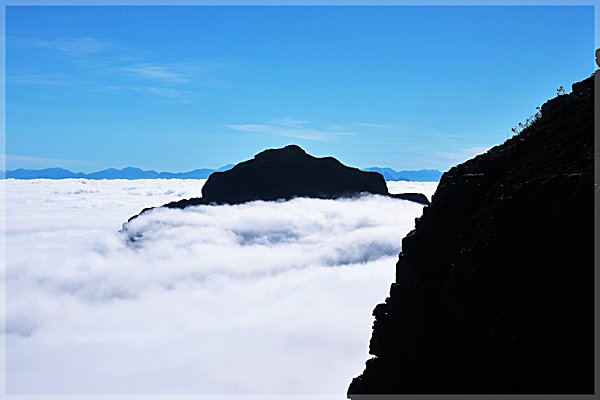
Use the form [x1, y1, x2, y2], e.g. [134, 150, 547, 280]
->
[5, 5, 595, 172]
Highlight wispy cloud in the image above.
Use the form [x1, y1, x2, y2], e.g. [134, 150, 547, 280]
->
[1, 154, 90, 169]
[99, 85, 192, 101]
[7, 73, 89, 87]
[225, 117, 356, 141]
[11, 35, 229, 101]
[122, 63, 190, 84]
[34, 36, 112, 55]
[354, 122, 392, 129]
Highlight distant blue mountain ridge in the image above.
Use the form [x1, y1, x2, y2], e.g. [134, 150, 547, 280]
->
[363, 167, 442, 182]
[1, 165, 235, 180]
[1, 165, 442, 181]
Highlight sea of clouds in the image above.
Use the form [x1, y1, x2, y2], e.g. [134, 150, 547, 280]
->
[3, 179, 437, 396]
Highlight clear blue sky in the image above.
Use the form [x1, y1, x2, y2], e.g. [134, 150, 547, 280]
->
[5, 5, 595, 172]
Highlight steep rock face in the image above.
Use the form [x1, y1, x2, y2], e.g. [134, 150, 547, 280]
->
[349, 74, 594, 394]
[200, 145, 388, 204]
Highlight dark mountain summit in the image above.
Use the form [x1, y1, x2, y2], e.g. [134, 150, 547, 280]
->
[348, 74, 594, 395]
[125, 145, 429, 224]
[201, 145, 388, 204]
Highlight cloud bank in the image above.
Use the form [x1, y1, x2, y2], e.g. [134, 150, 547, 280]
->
[4, 179, 437, 395]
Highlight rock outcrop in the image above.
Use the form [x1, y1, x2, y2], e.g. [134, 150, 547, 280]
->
[199, 145, 388, 204]
[127, 145, 429, 224]
[389, 192, 430, 206]
[348, 74, 594, 395]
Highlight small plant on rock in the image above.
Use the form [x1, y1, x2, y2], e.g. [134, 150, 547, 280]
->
[510, 107, 542, 137]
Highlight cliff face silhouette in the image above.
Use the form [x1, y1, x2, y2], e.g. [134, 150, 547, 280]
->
[349, 74, 594, 394]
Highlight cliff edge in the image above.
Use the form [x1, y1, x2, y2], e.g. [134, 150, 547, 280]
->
[348, 74, 594, 394]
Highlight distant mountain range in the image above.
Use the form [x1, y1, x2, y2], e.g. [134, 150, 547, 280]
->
[363, 167, 442, 182]
[1, 165, 235, 180]
[1, 165, 442, 181]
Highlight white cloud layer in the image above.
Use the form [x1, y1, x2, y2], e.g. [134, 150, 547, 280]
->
[3, 179, 437, 395]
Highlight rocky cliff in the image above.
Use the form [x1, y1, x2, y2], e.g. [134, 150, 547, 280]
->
[348, 74, 594, 394]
